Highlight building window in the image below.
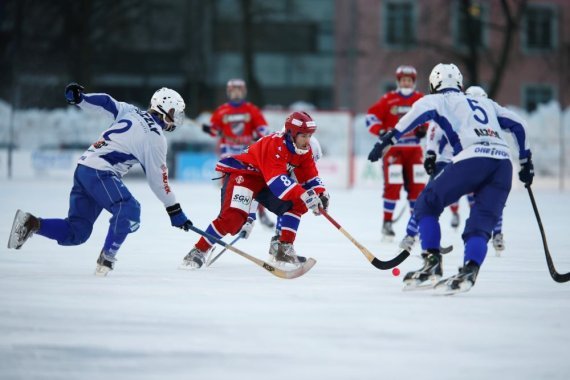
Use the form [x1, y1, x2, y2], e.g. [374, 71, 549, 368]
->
[523, 85, 555, 112]
[383, 1, 416, 48]
[523, 4, 557, 51]
[453, 0, 487, 48]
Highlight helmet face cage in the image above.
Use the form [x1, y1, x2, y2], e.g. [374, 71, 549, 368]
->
[465, 85, 488, 98]
[226, 79, 247, 101]
[284, 111, 317, 138]
[150, 88, 186, 131]
[429, 63, 463, 94]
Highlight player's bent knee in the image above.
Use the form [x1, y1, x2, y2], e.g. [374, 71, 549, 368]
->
[219, 208, 248, 235]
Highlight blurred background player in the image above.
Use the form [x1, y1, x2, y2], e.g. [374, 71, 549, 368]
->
[181, 111, 328, 269]
[201, 78, 275, 228]
[366, 65, 428, 243]
[7, 84, 193, 276]
[369, 63, 533, 294]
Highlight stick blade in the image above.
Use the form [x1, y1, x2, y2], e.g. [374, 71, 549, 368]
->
[370, 250, 410, 270]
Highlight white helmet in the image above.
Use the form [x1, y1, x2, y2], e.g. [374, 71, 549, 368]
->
[429, 63, 463, 94]
[150, 87, 186, 131]
[465, 85, 488, 98]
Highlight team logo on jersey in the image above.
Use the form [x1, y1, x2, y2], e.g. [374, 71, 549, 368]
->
[231, 122, 245, 136]
[235, 175, 244, 184]
[390, 105, 412, 116]
[474, 128, 501, 139]
[92, 140, 107, 149]
[161, 165, 171, 194]
[224, 113, 250, 123]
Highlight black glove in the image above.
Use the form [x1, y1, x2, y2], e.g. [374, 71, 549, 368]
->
[415, 126, 427, 139]
[368, 130, 397, 162]
[202, 124, 218, 136]
[319, 191, 330, 211]
[424, 150, 437, 175]
[519, 156, 534, 186]
[65, 83, 84, 105]
[166, 203, 193, 231]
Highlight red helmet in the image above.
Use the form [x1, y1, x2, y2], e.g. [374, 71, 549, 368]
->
[396, 65, 417, 82]
[284, 111, 317, 137]
[226, 78, 247, 101]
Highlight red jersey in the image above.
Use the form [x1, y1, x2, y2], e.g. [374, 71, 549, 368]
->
[210, 102, 270, 157]
[216, 133, 324, 202]
[366, 91, 425, 145]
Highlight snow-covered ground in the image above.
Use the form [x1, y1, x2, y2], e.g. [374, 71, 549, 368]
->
[1, 179, 569, 380]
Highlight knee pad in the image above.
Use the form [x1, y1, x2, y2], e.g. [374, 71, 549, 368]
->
[216, 208, 248, 236]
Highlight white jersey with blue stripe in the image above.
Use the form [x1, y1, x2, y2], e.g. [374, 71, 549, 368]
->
[425, 121, 453, 163]
[76, 93, 177, 207]
[394, 90, 531, 163]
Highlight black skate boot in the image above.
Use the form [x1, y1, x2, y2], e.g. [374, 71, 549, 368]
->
[434, 260, 480, 295]
[95, 250, 116, 277]
[180, 247, 208, 270]
[402, 250, 442, 290]
[381, 221, 395, 242]
[274, 242, 306, 265]
[8, 210, 40, 250]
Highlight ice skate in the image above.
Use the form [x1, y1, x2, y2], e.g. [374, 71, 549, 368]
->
[180, 247, 208, 270]
[434, 261, 480, 295]
[450, 212, 460, 229]
[268, 235, 280, 257]
[381, 221, 395, 242]
[8, 210, 40, 250]
[258, 208, 275, 229]
[399, 235, 416, 251]
[492, 233, 505, 256]
[95, 250, 116, 277]
[273, 242, 307, 266]
[402, 252, 442, 291]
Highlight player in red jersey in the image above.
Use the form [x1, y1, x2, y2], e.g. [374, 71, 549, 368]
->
[181, 111, 328, 270]
[202, 78, 275, 228]
[366, 65, 428, 248]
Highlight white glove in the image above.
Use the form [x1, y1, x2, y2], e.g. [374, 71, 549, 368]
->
[239, 217, 255, 239]
[301, 189, 323, 215]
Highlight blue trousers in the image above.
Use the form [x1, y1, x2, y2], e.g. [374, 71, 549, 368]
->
[37, 165, 140, 255]
[414, 158, 512, 265]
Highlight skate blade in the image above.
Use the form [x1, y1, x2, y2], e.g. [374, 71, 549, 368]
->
[402, 276, 441, 291]
[8, 210, 27, 250]
[178, 262, 202, 271]
[94, 266, 111, 277]
[268, 255, 302, 268]
[381, 235, 395, 243]
[433, 281, 473, 295]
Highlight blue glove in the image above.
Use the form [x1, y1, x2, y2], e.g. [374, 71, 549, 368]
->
[519, 156, 534, 186]
[166, 203, 193, 231]
[424, 150, 437, 175]
[65, 83, 84, 105]
[368, 130, 397, 162]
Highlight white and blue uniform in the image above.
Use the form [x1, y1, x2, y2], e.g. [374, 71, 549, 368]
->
[36, 93, 178, 258]
[392, 89, 530, 265]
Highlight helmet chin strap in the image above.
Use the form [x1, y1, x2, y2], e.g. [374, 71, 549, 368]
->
[398, 87, 415, 96]
[293, 140, 310, 155]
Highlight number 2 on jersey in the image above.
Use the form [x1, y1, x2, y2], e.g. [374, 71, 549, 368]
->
[103, 119, 133, 141]
[466, 99, 488, 125]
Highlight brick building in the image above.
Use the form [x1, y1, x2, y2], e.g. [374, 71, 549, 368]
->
[335, 0, 570, 112]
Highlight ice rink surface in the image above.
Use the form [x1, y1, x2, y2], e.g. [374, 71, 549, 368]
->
[1, 179, 569, 380]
